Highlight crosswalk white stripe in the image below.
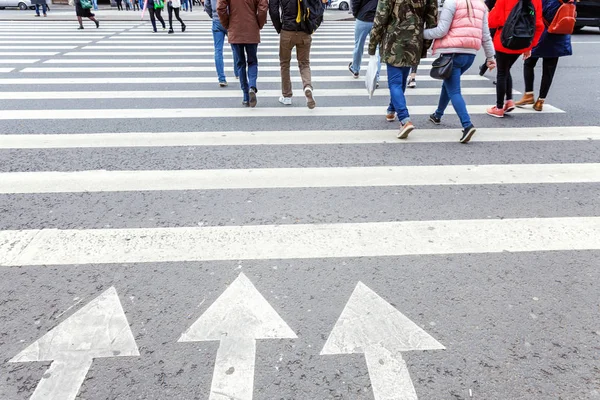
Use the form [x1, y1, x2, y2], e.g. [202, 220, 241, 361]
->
[3, 127, 595, 149]
[2, 163, 595, 194]
[1, 35, 118, 38]
[0, 68, 14, 73]
[0, 88, 498, 100]
[81, 45, 358, 49]
[0, 105, 562, 120]
[23, 65, 431, 72]
[0, 60, 40, 64]
[97, 42, 358, 48]
[41, 59, 431, 67]
[0, 41, 92, 44]
[2, 217, 599, 266]
[0, 76, 488, 84]
[0, 46, 78, 49]
[64, 51, 379, 56]
[0, 52, 59, 56]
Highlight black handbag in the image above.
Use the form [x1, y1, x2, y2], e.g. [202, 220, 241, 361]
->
[429, 55, 454, 80]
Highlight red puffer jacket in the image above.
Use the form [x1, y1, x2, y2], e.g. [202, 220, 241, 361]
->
[489, 0, 545, 54]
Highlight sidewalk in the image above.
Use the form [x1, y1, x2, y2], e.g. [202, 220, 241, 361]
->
[0, 5, 354, 21]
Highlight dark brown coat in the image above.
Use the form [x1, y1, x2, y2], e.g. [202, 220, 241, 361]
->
[218, 0, 268, 44]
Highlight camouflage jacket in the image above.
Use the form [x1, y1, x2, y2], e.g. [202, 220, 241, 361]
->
[368, 0, 438, 67]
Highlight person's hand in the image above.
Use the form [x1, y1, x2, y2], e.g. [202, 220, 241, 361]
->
[486, 59, 496, 70]
[523, 50, 531, 60]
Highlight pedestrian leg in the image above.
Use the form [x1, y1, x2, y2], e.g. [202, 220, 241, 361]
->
[167, 3, 174, 32]
[155, 8, 166, 29]
[212, 21, 227, 84]
[174, 7, 185, 30]
[35, 4, 41, 16]
[387, 64, 411, 124]
[350, 19, 371, 76]
[246, 44, 258, 107]
[539, 57, 559, 99]
[230, 43, 239, 79]
[149, 8, 158, 32]
[77, 16, 84, 28]
[233, 44, 249, 103]
[444, 54, 475, 129]
[279, 30, 294, 99]
[296, 31, 314, 109]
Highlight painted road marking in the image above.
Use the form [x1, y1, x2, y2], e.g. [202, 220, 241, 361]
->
[322, 282, 445, 400]
[2, 127, 597, 149]
[0, 105, 563, 120]
[0, 59, 40, 64]
[0, 68, 14, 73]
[1, 163, 598, 194]
[180, 273, 296, 400]
[23, 65, 432, 72]
[1, 217, 599, 266]
[0, 46, 78, 49]
[42, 58, 403, 66]
[10, 287, 139, 400]
[0, 87, 498, 100]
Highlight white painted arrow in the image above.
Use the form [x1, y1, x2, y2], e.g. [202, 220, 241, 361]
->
[179, 272, 297, 400]
[10, 287, 140, 400]
[321, 282, 445, 400]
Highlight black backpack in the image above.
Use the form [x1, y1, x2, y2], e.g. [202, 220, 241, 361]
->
[501, 0, 536, 50]
[297, 0, 324, 35]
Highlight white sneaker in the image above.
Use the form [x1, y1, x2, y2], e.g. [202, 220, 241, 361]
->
[304, 87, 316, 109]
[279, 96, 292, 106]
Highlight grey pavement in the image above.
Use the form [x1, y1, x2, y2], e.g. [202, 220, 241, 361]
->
[1, 20, 600, 400]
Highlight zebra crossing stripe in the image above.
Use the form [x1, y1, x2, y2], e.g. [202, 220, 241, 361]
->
[2, 217, 599, 266]
[0, 105, 564, 120]
[1, 163, 597, 194]
[2, 127, 596, 149]
[0, 88, 498, 100]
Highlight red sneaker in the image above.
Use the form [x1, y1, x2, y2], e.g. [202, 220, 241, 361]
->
[486, 106, 505, 118]
[504, 100, 515, 113]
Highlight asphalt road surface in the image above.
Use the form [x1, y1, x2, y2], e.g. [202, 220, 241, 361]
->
[1, 20, 600, 400]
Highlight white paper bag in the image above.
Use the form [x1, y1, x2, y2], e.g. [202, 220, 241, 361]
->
[365, 55, 378, 99]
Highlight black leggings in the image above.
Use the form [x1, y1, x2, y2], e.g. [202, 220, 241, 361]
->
[116, 0, 123, 9]
[495, 51, 520, 108]
[524, 57, 559, 99]
[149, 7, 165, 31]
[167, 4, 184, 29]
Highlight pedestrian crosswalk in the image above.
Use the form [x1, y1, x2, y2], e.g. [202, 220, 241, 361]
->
[1, 19, 599, 400]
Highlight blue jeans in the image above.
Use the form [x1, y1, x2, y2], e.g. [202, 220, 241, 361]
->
[232, 44, 258, 102]
[433, 53, 475, 128]
[92, 0, 98, 9]
[387, 65, 411, 124]
[352, 19, 380, 81]
[35, 3, 47, 14]
[212, 20, 239, 83]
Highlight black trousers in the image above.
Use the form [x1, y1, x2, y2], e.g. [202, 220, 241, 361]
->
[495, 51, 520, 108]
[149, 7, 166, 31]
[167, 4, 184, 29]
[524, 57, 559, 99]
[116, 0, 123, 10]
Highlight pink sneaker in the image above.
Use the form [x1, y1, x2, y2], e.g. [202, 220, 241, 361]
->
[504, 100, 515, 113]
[487, 106, 505, 118]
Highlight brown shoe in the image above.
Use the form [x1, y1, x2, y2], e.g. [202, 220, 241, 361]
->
[515, 92, 535, 107]
[533, 98, 545, 112]
[386, 112, 395, 122]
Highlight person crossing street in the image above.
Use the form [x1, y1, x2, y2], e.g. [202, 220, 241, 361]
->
[218, 0, 269, 107]
[270, 0, 324, 108]
[348, 0, 379, 81]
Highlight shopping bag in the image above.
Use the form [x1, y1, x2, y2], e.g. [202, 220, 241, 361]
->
[365, 55, 378, 99]
[80, 0, 93, 9]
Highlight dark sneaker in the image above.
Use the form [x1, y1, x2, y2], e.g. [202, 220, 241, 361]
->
[77, 26, 84, 30]
[249, 87, 257, 108]
[460, 125, 476, 144]
[242, 101, 250, 107]
[219, 81, 228, 87]
[429, 113, 441, 125]
[168, 28, 174, 34]
[348, 62, 359, 79]
[95, 20, 99, 28]
[181, 23, 186, 32]
[397, 121, 414, 139]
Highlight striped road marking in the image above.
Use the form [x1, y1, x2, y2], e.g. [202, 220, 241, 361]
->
[2, 217, 599, 266]
[0, 105, 563, 120]
[0, 76, 488, 84]
[23, 65, 433, 72]
[1, 163, 596, 194]
[3, 127, 595, 149]
[0, 88, 498, 100]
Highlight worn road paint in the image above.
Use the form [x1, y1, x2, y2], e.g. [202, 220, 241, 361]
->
[10, 287, 140, 400]
[179, 273, 296, 400]
[322, 282, 445, 399]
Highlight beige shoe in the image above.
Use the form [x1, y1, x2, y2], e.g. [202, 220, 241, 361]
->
[533, 98, 545, 112]
[515, 92, 535, 107]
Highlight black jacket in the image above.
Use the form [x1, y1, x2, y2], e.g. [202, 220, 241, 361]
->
[351, 0, 377, 22]
[269, 0, 303, 33]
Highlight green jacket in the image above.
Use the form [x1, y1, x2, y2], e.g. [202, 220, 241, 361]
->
[368, 0, 438, 67]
